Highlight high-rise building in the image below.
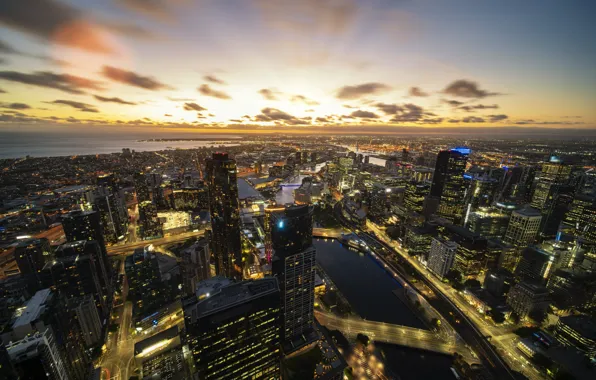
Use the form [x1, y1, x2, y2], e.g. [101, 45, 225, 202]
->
[463, 177, 499, 225]
[205, 153, 242, 279]
[264, 205, 286, 264]
[6, 329, 68, 380]
[554, 315, 596, 358]
[506, 281, 550, 320]
[172, 187, 209, 212]
[94, 193, 128, 244]
[14, 237, 52, 292]
[531, 156, 571, 211]
[467, 208, 510, 239]
[427, 237, 458, 279]
[430, 147, 470, 224]
[503, 207, 542, 248]
[74, 295, 102, 348]
[138, 200, 163, 240]
[134, 172, 151, 203]
[564, 194, 596, 248]
[515, 246, 556, 283]
[180, 238, 211, 297]
[369, 184, 389, 218]
[497, 165, 536, 204]
[271, 204, 317, 351]
[184, 278, 281, 379]
[0, 342, 17, 379]
[404, 181, 430, 214]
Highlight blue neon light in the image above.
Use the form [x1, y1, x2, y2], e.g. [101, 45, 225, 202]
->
[451, 146, 471, 155]
[278, 221, 284, 229]
[463, 174, 473, 179]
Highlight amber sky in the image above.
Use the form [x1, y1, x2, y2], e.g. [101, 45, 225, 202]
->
[0, 0, 595, 132]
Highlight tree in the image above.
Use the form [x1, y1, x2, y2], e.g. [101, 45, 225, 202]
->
[464, 278, 481, 289]
[528, 309, 547, 325]
[488, 310, 505, 324]
[356, 333, 370, 346]
[445, 269, 462, 285]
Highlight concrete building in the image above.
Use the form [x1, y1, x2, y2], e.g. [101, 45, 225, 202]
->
[427, 237, 458, 279]
[506, 281, 550, 320]
[503, 207, 542, 248]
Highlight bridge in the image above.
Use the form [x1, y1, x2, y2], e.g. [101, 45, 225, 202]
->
[107, 230, 205, 256]
[314, 310, 478, 363]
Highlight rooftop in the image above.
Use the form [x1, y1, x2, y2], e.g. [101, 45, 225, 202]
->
[12, 289, 52, 330]
[514, 207, 542, 217]
[195, 277, 279, 316]
[559, 315, 596, 340]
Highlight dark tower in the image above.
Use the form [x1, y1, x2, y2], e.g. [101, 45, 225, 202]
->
[430, 147, 470, 224]
[205, 153, 242, 280]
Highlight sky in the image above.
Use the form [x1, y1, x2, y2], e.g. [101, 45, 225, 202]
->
[0, 0, 595, 133]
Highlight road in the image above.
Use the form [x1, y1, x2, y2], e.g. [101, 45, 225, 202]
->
[365, 219, 545, 380]
[107, 230, 205, 256]
[332, 202, 518, 379]
[314, 310, 477, 362]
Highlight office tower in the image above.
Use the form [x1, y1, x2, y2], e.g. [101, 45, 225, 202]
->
[0, 343, 17, 379]
[55, 239, 108, 294]
[503, 207, 542, 248]
[0, 276, 30, 328]
[467, 209, 510, 239]
[404, 181, 430, 214]
[463, 177, 498, 225]
[134, 172, 151, 203]
[515, 246, 555, 283]
[483, 269, 514, 298]
[368, 184, 389, 218]
[205, 152, 242, 279]
[96, 173, 118, 195]
[498, 165, 536, 203]
[184, 278, 281, 379]
[14, 237, 51, 292]
[554, 315, 596, 358]
[3, 289, 89, 380]
[427, 237, 458, 279]
[531, 156, 571, 211]
[446, 226, 489, 277]
[138, 200, 163, 240]
[172, 187, 209, 212]
[45, 241, 107, 313]
[6, 328, 68, 380]
[271, 204, 317, 350]
[180, 238, 211, 297]
[563, 194, 596, 248]
[94, 193, 127, 244]
[264, 205, 285, 264]
[539, 184, 574, 239]
[74, 295, 102, 347]
[506, 281, 550, 320]
[430, 147, 470, 225]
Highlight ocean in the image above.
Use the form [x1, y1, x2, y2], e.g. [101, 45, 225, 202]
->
[0, 127, 242, 159]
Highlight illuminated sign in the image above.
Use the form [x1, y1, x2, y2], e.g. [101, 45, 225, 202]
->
[278, 220, 284, 229]
[549, 155, 561, 163]
[451, 147, 471, 155]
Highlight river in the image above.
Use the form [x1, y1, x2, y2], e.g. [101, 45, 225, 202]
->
[314, 239, 455, 379]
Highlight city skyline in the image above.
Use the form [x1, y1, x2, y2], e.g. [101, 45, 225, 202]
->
[0, 0, 595, 132]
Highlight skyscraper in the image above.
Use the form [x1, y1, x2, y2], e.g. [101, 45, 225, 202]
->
[404, 181, 430, 214]
[531, 156, 571, 211]
[430, 147, 470, 225]
[180, 238, 211, 297]
[503, 207, 542, 248]
[427, 237, 458, 279]
[271, 204, 317, 351]
[94, 193, 128, 244]
[184, 278, 281, 379]
[138, 200, 163, 240]
[14, 237, 51, 292]
[205, 152, 242, 279]
[134, 172, 151, 203]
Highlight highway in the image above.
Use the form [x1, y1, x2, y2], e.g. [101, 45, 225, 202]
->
[107, 230, 205, 256]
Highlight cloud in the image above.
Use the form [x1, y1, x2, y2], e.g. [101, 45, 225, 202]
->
[0, 88, 6, 93]
[408, 87, 429, 97]
[374, 103, 400, 115]
[0, 0, 116, 54]
[203, 75, 226, 85]
[198, 84, 231, 99]
[316, 117, 331, 123]
[183, 102, 206, 111]
[164, 114, 172, 117]
[448, 119, 461, 123]
[459, 104, 499, 112]
[93, 95, 136, 105]
[1, 102, 31, 110]
[423, 117, 444, 124]
[0, 39, 19, 55]
[229, 119, 243, 123]
[336, 82, 391, 100]
[49, 99, 99, 113]
[488, 114, 508, 122]
[442, 99, 465, 107]
[462, 116, 485, 123]
[102, 66, 173, 90]
[116, 0, 187, 21]
[0, 70, 104, 94]
[443, 79, 501, 98]
[350, 110, 379, 119]
[374, 102, 432, 123]
[258, 88, 282, 101]
[291, 94, 319, 106]
[253, 107, 310, 125]
[167, 96, 194, 101]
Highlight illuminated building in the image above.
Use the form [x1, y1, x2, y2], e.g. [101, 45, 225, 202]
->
[46, 241, 107, 313]
[427, 237, 457, 279]
[184, 278, 281, 379]
[264, 205, 285, 264]
[15, 237, 51, 292]
[172, 187, 209, 211]
[503, 207, 542, 248]
[271, 204, 317, 351]
[61, 210, 110, 288]
[483, 269, 514, 298]
[6, 329, 68, 380]
[497, 165, 536, 203]
[531, 156, 571, 211]
[74, 295, 102, 347]
[180, 238, 211, 297]
[403, 224, 435, 259]
[134, 172, 151, 203]
[547, 269, 596, 310]
[0, 343, 17, 379]
[463, 177, 499, 224]
[430, 147, 470, 225]
[506, 281, 550, 320]
[404, 181, 430, 214]
[467, 208, 510, 239]
[515, 246, 555, 282]
[94, 192, 128, 244]
[488, 239, 517, 272]
[554, 315, 596, 358]
[138, 200, 163, 239]
[563, 194, 596, 248]
[445, 225, 488, 277]
[157, 211, 190, 231]
[205, 152, 242, 280]
[369, 183, 389, 218]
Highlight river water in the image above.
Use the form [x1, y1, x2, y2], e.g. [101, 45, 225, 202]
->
[314, 239, 455, 379]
